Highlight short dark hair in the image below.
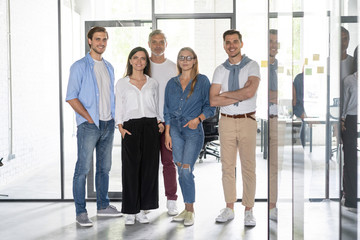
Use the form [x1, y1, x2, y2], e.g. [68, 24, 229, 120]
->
[341, 26, 349, 38]
[269, 29, 278, 35]
[87, 26, 108, 48]
[125, 47, 151, 77]
[223, 29, 242, 42]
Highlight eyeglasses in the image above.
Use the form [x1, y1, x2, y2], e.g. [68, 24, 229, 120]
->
[178, 56, 196, 61]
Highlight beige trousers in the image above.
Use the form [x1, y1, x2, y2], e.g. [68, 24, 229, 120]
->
[219, 115, 257, 207]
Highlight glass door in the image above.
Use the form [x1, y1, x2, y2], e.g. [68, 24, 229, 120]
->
[84, 20, 152, 199]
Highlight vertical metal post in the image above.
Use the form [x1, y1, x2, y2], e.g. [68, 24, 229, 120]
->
[152, 0, 156, 30]
[57, 0, 65, 200]
[232, 0, 236, 29]
[7, 0, 15, 160]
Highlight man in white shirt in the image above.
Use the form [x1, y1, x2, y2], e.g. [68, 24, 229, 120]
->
[148, 30, 178, 215]
[210, 29, 260, 227]
[340, 27, 355, 116]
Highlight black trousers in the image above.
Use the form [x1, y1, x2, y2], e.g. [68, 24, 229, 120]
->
[121, 117, 160, 214]
[342, 114, 358, 208]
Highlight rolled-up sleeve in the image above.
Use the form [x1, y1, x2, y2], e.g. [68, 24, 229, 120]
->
[65, 62, 83, 101]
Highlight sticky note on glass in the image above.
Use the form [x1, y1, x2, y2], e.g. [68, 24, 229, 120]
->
[305, 68, 312, 75]
[261, 60, 268, 67]
[304, 58, 308, 65]
[278, 66, 284, 73]
[317, 66, 324, 73]
[313, 54, 320, 61]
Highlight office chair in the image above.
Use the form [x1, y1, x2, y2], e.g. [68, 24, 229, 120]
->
[198, 107, 220, 163]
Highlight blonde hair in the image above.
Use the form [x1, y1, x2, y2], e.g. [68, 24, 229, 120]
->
[177, 47, 199, 99]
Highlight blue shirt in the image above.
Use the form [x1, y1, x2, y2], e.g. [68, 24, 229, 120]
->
[65, 52, 115, 127]
[293, 72, 304, 118]
[269, 59, 278, 91]
[164, 74, 215, 125]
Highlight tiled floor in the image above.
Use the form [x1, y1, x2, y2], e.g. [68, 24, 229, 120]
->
[0, 145, 359, 239]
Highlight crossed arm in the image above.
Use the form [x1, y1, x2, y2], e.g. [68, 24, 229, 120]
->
[209, 76, 260, 107]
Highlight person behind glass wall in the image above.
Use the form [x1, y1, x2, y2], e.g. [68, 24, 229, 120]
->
[336, 27, 356, 150]
[210, 29, 261, 227]
[293, 69, 306, 147]
[268, 29, 279, 221]
[115, 47, 164, 225]
[164, 47, 215, 226]
[341, 46, 358, 213]
[148, 30, 179, 216]
[65, 26, 122, 227]
[340, 27, 355, 115]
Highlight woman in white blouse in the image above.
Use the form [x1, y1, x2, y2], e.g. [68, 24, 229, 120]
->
[341, 46, 358, 212]
[115, 47, 164, 225]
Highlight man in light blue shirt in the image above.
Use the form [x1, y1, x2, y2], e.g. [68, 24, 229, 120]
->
[66, 26, 121, 227]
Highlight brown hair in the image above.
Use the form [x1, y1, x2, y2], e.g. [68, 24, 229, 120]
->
[125, 47, 151, 77]
[223, 29, 242, 42]
[177, 47, 199, 99]
[87, 26, 108, 48]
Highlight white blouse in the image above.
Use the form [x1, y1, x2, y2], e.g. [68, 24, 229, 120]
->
[342, 72, 358, 118]
[115, 75, 161, 125]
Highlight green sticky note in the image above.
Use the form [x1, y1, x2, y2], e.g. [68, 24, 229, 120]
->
[305, 68, 312, 75]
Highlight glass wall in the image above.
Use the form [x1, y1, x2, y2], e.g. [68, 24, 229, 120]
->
[0, 0, 358, 238]
[0, 0, 61, 199]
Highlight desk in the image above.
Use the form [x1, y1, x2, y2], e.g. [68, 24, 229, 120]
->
[259, 117, 300, 159]
[260, 116, 339, 200]
[303, 118, 338, 153]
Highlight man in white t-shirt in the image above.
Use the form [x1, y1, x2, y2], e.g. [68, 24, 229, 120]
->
[148, 30, 178, 215]
[340, 26, 355, 116]
[210, 29, 260, 227]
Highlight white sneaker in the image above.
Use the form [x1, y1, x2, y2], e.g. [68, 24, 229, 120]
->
[172, 209, 188, 222]
[244, 209, 256, 227]
[167, 200, 178, 216]
[184, 211, 195, 226]
[269, 207, 278, 221]
[215, 208, 234, 223]
[125, 214, 135, 225]
[341, 196, 345, 206]
[135, 210, 150, 224]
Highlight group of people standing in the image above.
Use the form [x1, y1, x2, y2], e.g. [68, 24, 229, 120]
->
[66, 26, 261, 228]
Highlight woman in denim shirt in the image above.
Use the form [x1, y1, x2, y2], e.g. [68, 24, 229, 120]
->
[164, 47, 215, 226]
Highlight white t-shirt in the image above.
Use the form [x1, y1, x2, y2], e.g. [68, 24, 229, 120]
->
[115, 75, 161, 125]
[342, 72, 358, 118]
[341, 55, 354, 81]
[212, 59, 261, 115]
[94, 59, 112, 121]
[150, 59, 177, 122]
[340, 55, 355, 112]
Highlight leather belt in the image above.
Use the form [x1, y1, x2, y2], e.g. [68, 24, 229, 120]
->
[221, 111, 256, 121]
[269, 115, 278, 118]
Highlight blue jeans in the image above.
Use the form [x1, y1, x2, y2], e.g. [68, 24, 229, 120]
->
[170, 118, 204, 204]
[73, 119, 114, 215]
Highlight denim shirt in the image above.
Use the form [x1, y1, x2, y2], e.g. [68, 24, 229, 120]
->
[65, 52, 115, 128]
[164, 73, 215, 125]
[293, 72, 304, 118]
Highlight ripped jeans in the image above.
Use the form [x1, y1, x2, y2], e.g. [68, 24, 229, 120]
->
[170, 118, 204, 203]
